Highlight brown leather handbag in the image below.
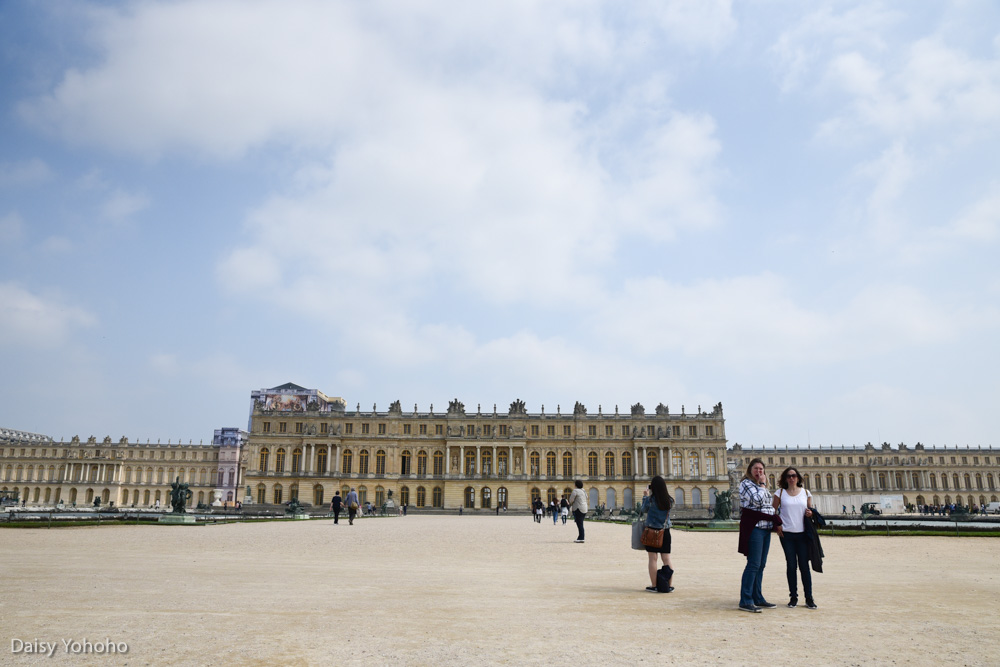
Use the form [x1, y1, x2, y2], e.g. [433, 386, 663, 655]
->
[640, 524, 664, 548]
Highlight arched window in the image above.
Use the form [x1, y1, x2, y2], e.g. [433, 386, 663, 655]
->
[826, 473, 834, 490]
[688, 452, 700, 477]
[375, 486, 385, 507]
[675, 488, 685, 507]
[894, 472, 903, 489]
[342, 449, 353, 474]
[849, 473, 856, 490]
[838, 474, 845, 491]
[481, 487, 491, 508]
[400, 450, 412, 476]
[546, 451, 556, 476]
[691, 488, 702, 507]
[317, 448, 328, 473]
[218, 470, 225, 486]
[588, 452, 599, 476]
[646, 451, 657, 476]
[358, 450, 370, 475]
[498, 450, 508, 475]
[976, 473, 983, 490]
[313, 485, 324, 506]
[671, 451, 682, 476]
[416, 486, 426, 507]
[529, 451, 540, 476]
[860, 473, 868, 490]
[375, 450, 386, 475]
[622, 451, 633, 476]
[275, 449, 286, 472]
[912, 472, 920, 489]
[604, 451, 615, 477]
[433, 451, 444, 476]
[964, 473, 971, 490]
[929, 473, 937, 490]
[768, 474, 776, 489]
[291, 448, 302, 473]
[289, 484, 299, 502]
[562, 452, 573, 477]
[432, 486, 443, 508]
[952, 473, 960, 489]
[547, 488, 557, 504]
[988, 473, 996, 491]
[357, 485, 368, 504]
[531, 487, 541, 502]
[465, 450, 476, 476]
[497, 487, 508, 509]
[705, 452, 717, 476]
[417, 450, 428, 475]
[624, 487, 634, 508]
[124, 467, 132, 483]
[482, 450, 492, 475]
[606, 487, 616, 508]
[941, 475, 949, 490]
[400, 486, 409, 506]
[273, 484, 283, 504]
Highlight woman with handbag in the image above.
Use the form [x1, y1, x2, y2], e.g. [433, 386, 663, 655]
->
[773, 467, 816, 609]
[640, 475, 674, 592]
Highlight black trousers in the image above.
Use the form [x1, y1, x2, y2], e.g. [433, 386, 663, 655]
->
[573, 509, 585, 540]
[332, 507, 341, 523]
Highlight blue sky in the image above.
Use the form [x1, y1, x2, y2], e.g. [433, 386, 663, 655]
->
[2, 1, 998, 448]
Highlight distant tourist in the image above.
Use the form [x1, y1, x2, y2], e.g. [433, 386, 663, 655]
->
[345, 488, 359, 525]
[641, 476, 674, 593]
[569, 480, 588, 543]
[330, 491, 342, 524]
[774, 467, 817, 609]
[560, 497, 569, 524]
[738, 458, 781, 613]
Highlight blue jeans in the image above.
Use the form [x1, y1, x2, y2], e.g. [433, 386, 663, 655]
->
[780, 531, 812, 599]
[740, 527, 771, 606]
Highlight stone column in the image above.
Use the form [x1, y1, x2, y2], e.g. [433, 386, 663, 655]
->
[660, 448, 666, 477]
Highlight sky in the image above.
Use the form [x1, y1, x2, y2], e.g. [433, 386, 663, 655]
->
[1, 1, 999, 449]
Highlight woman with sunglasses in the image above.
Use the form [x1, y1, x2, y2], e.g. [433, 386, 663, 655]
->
[773, 467, 816, 609]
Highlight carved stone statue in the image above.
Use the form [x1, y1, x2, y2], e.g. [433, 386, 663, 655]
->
[630, 403, 645, 416]
[388, 400, 402, 414]
[447, 399, 465, 416]
[509, 399, 526, 415]
[573, 401, 587, 416]
[713, 490, 733, 520]
[655, 403, 669, 416]
[168, 477, 193, 514]
[285, 498, 305, 515]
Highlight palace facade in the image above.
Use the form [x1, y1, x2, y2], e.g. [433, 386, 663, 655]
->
[0, 427, 247, 509]
[4, 384, 998, 514]
[244, 383, 729, 511]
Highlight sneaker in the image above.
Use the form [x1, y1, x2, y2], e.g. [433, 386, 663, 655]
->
[739, 603, 762, 613]
[805, 599, 817, 609]
[787, 597, 798, 608]
[645, 586, 658, 592]
[755, 601, 776, 608]
[574, 539, 585, 543]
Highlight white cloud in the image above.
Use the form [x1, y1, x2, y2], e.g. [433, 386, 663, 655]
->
[0, 158, 53, 187]
[101, 188, 148, 222]
[0, 282, 97, 347]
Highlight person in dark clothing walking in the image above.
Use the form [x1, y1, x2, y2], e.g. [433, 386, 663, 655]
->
[330, 491, 342, 524]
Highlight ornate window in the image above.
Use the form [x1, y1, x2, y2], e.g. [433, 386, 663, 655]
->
[400, 450, 411, 475]
[465, 450, 476, 476]
[562, 452, 573, 477]
[291, 448, 302, 473]
[529, 451, 540, 476]
[417, 450, 427, 475]
[313, 485, 324, 506]
[433, 451, 444, 476]
[275, 449, 286, 473]
[688, 452, 700, 477]
[497, 487, 508, 508]
[481, 487, 492, 508]
[432, 486, 443, 507]
[317, 448, 327, 473]
[375, 486, 385, 507]
[481, 450, 492, 475]
[358, 449, 369, 475]
[498, 450, 509, 475]
[375, 450, 386, 475]
[588, 452, 598, 477]
[671, 451, 682, 477]
[605, 451, 615, 477]
[546, 451, 556, 476]
[400, 486, 409, 506]
[647, 451, 657, 476]
[416, 486, 426, 507]
[705, 452, 717, 476]
[273, 484, 283, 504]
[342, 449, 353, 474]
[622, 451, 632, 476]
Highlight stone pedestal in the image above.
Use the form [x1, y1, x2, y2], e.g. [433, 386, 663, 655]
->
[291, 513, 310, 520]
[159, 514, 198, 525]
[211, 490, 224, 507]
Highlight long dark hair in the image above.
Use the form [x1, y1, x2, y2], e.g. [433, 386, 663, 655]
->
[649, 475, 673, 512]
[779, 467, 803, 490]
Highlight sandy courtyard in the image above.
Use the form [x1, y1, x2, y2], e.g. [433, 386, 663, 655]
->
[1, 515, 997, 666]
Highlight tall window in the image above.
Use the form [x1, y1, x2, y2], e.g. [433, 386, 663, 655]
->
[588, 452, 598, 477]
[671, 451, 682, 477]
[273, 485, 283, 504]
[497, 487, 508, 508]
[622, 451, 632, 476]
[401, 450, 411, 475]
[482, 450, 492, 475]
[359, 450, 369, 474]
[400, 486, 409, 506]
[256, 485, 266, 504]
[317, 448, 327, 473]
[498, 450, 508, 475]
[433, 486, 443, 507]
[259, 448, 270, 472]
[342, 449, 353, 474]
[464, 487, 475, 508]
[647, 451, 657, 476]
[375, 486, 385, 507]
[433, 451, 444, 475]
[314, 485, 324, 506]
[291, 448, 302, 473]
[562, 452, 573, 477]
[275, 449, 286, 472]
[417, 450, 427, 475]
[416, 486, 426, 507]
[605, 451, 615, 477]
[546, 451, 556, 476]
[465, 450, 476, 475]
[529, 451, 540, 476]
[375, 450, 386, 475]
[688, 452, 700, 477]
[481, 487, 492, 508]
[705, 452, 716, 476]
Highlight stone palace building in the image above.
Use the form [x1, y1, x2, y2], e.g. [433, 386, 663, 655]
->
[3, 383, 998, 513]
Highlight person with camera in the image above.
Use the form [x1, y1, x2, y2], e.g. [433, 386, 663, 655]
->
[640, 475, 674, 592]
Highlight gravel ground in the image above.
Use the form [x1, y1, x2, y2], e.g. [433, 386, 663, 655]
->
[1, 515, 997, 666]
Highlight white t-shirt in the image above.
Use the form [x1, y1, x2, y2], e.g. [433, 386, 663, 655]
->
[775, 488, 812, 533]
